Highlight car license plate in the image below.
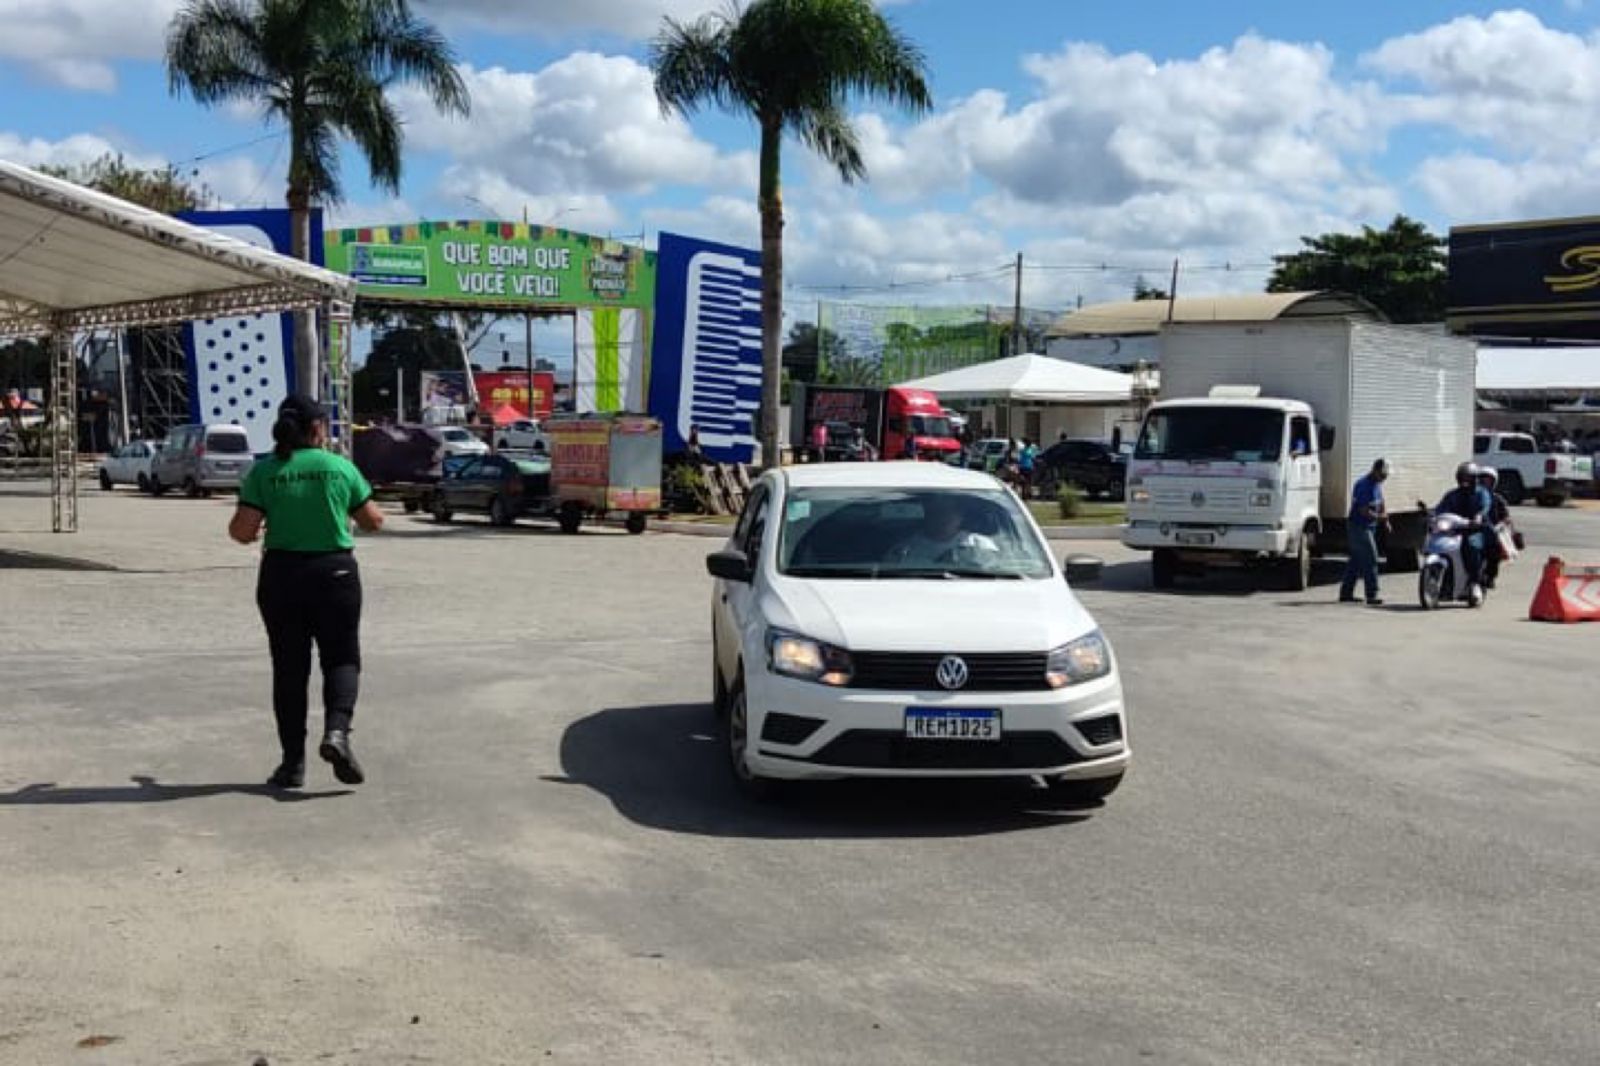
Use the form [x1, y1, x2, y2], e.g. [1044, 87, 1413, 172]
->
[905, 708, 1001, 741]
[1176, 530, 1216, 546]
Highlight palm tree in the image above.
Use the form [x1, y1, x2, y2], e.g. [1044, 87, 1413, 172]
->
[651, 0, 931, 468]
[167, 0, 469, 400]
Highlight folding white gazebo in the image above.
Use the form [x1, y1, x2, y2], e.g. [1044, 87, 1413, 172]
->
[0, 159, 357, 531]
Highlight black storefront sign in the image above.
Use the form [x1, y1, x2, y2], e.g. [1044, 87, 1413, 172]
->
[1449, 216, 1600, 339]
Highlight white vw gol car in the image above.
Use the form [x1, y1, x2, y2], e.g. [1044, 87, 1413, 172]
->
[707, 462, 1129, 803]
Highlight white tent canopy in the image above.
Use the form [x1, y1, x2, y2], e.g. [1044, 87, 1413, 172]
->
[0, 158, 355, 339]
[900, 353, 1135, 404]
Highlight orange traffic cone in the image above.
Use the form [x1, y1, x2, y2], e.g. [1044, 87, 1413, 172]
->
[1529, 556, 1600, 623]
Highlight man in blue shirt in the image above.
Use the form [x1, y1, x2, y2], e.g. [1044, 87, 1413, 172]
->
[1438, 462, 1494, 596]
[1340, 458, 1389, 604]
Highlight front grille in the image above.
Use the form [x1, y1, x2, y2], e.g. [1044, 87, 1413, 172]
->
[1075, 715, 1123, 747]
[761, 712, 825, 746]
[848, 651, 1051, 692]
[1151, 487, 1248, 510]
[805, 730, 1084, 771]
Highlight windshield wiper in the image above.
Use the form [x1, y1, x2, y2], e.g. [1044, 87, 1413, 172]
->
[884, 567, 1025, 580]
[782, 565, 882, 579]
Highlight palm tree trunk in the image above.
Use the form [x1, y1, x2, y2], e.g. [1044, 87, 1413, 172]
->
[287, 184, 320, 402]
[758, 118, 784, 470]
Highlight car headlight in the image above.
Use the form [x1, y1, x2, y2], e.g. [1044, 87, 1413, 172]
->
[767, 629, 853, 687]
[1250, 491, 1273, 507]
[1130, 488, 1151, 504]
[1046, 631, 1112, 689]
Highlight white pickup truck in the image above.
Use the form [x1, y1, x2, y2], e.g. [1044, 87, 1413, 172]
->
[1474, 431, 1594, 506]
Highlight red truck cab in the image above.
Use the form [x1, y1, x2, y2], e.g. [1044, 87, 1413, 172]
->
[883, 387, 961, 462]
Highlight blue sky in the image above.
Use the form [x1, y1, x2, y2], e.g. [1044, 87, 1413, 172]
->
[4, 0, 1600, 318]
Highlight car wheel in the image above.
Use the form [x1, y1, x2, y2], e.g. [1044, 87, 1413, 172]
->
[1046, 772, 1124, 806]
[1107, 477, 1125, 502]
[558, 503, 583, 535]
[150, 475, 167, 497]
[711, 648, 729, 718]
[726, 683, 780, 802]
[1151, 548, 1178, 590]
[489, 494, 515, 527]
[402, 497, 421, 514]
[98, 469, 113, 491]
[624, 512, 647, 535]
[431, 498, 454, 523]
[1501, 471, 1525, 506]
[136, 474, 150, 493]
[183, 477, 201, 499]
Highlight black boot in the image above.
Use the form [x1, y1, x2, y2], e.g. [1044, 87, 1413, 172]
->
[267, 760, 305, 789]
[319, 730, 365, 785]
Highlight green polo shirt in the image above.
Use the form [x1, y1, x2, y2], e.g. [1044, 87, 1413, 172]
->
[239, 448, 373, 552]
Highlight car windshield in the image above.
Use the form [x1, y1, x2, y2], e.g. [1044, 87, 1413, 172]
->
[1135, 407, 1284, 463]
[205, 432, 250, 454]
[908, 414, 953, 438]
[440, 428, 472, 442]
[778, 487, 1053, 580]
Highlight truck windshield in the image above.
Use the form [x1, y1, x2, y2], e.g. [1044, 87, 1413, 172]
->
[779, 488, 1053, 580]
[908, 415, 952, 438]
[1135, 407, 1284, 463]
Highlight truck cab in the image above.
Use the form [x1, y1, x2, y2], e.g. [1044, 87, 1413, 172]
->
[883, 387, 961, 462]
[1124, 390, 1327, 589]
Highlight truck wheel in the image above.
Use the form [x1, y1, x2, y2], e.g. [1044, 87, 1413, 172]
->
[1282, 534, 1311, 591]
[1536, 493, 1565, 508]
[1106, 477, 1125, 502]
[1501, 472, 1525, 506]
[1151, 549, 1178, 590]
[558, 503, 583, 535]
[625, 512, 647, 535]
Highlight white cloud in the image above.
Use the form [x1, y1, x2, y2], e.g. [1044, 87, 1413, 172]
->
[0, 0, 180, 90]
[396, 55, 754, 203]
[0, 131, 155, 169]
[435, 165, 622, 234]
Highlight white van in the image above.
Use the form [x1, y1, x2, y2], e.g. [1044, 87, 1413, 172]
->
[150, 423, 255, 497]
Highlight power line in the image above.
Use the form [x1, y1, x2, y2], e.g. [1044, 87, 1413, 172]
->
[171, 129, 287, 169]
[790, 262, 1016, 294]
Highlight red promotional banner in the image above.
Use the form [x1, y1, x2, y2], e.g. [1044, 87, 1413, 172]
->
[475, 371, 555, 419]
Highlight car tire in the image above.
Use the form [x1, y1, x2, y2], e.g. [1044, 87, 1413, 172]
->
[624, 512, 647, 535]
[497, 439, 509, 451]
[183, 477, 201, 499]
[1501, 471, 1525, 506]
[98, 470, 113, 491]
[136, 474, 150, 493]
[1536, 493, 1564, 508]
[711, 649, 729, 718]
[150, 475, 167, 497]
[402, 498, 421, 514]
[1046, 772, 1123, 806]
[558, 503, 583, 535]
[726, 683, 780, 802]
[432, 499, 454, 524]
[489, 494, 515, 527]
[1151, 548, 1178, 590]
[1107, 477, 1125, 502]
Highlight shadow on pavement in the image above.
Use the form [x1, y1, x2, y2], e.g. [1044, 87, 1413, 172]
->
[0, 775, 353, 805]
[557, 703, 1095, 840]
[1085, 559, 1345, 598]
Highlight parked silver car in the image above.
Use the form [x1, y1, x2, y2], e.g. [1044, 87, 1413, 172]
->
[150, 423, 254, 497]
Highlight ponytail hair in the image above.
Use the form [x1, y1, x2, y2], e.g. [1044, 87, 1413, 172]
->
[273, 395, 324, 460]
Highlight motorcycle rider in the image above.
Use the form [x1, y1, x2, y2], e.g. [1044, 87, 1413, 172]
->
[1436, 462, 1494, 598]
[1477, 467, 1515, 590]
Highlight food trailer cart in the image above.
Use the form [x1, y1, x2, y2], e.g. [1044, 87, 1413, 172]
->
[547, 413, 663, 534]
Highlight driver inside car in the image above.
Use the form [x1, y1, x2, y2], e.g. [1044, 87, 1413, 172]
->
[892, 495, 1000, 567]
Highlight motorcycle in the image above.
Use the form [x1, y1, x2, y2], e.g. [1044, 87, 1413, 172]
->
[1418, 511, 1486, 610]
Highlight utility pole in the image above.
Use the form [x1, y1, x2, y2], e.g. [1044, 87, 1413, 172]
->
[1012, 252, 1024, 356]
[1166, 258, 1180, 324]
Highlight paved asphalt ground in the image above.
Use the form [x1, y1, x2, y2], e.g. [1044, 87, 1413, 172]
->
[2, 482, 1598, 1065]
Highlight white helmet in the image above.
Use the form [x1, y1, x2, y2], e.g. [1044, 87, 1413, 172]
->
[1478, 466, 1499, 489]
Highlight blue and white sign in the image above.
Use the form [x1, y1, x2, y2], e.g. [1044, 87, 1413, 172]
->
[177, 209, 322, 452]
[648, 231, 762, 463]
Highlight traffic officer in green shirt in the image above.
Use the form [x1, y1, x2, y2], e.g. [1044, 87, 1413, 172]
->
[230, 395, 384, 789]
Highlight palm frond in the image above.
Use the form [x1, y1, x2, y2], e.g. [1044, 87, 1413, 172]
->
[354, 0, 469, 116]
[796, 102, 864, 184]
[166, 0, 274, 103]
[650, 12, 741, 118]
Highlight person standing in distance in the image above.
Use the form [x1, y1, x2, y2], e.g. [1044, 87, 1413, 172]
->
[229, 396, 384, 788]
[1340, 457, 1389, 605]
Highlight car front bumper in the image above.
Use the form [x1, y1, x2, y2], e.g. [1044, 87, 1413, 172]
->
[744, 670, 1129, 781]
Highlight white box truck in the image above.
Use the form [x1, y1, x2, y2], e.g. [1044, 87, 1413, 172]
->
[1123, 320, 1477, 589]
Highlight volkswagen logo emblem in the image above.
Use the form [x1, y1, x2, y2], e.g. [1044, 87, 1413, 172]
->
[935, 655, 970, 691]
[1191, 490, 1207, 508]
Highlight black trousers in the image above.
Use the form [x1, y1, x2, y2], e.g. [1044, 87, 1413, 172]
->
[257, 551, 363, 762]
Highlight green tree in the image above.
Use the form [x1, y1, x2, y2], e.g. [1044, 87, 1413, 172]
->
[1132, 275, 1169, 302]
[650, 0, 931, 468]
[1267, 215, 1446, 324]
[166, 0, 470, 400]
[782, 321, 843, 384]
[38, 153, 208, 214]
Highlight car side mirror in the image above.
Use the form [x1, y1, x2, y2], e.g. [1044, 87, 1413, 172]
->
[1062, 554, 1103, 584]
[1317, 425, 1336, 452]
[706, 549, 753, 583]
